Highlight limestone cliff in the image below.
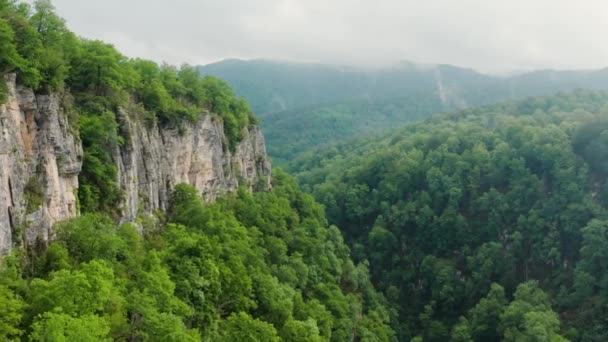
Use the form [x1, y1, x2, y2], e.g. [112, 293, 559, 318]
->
[115, 108, 271, 223]
[0, 75, 271, 254]
[0, 74, 82, 254]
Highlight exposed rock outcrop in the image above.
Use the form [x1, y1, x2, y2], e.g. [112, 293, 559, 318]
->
[0, 75, 271, 254]
[0, 74, 82, 254]
[115, 109, 271, 223]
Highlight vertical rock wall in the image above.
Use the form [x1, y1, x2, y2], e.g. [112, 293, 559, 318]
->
[115, 109, 271, 223]
[0, 75, 271, 254]
[0, 75, 82, 254]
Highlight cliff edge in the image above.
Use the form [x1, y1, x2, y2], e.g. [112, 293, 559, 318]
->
[0, 74, 271, 254]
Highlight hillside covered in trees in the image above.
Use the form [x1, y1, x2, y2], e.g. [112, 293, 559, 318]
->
[290, 90, 608, 341]
[1, 173, 394, 341]
[200, 59, 608, 164]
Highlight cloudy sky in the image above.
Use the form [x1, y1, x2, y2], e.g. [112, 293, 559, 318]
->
[50, 0, 608, 74]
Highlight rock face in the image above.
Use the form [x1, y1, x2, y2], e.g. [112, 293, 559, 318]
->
[115, 109, 272, 223]
[0, 75, 271, 254]
[0, 74, 82, 254]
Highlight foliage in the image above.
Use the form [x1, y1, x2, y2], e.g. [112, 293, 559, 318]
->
[29, 311, 112, 342]
[1, 172, 395, 341]
[77, 111, 122, 215]
[291, 90, 608, 340]
[24, 176, 44, 214]
[200, 59, 608, 164]
[0, 284, 24, 341]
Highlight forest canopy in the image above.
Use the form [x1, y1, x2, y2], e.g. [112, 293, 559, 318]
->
[290, 90, 608, 341]
[0, 172, 395, 341]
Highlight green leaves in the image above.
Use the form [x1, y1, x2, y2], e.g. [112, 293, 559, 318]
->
[218, 312, 280, 342]
[77, 111, 122, 214]
[29, 311, 111, 342]
[28, 260, 115, 317]
[291, 91, 608, 340]
[499, 282, 566, 342]
[0, 16, 24, 101]
[164, 181, 394, 339]
[0, 285, 25, 341]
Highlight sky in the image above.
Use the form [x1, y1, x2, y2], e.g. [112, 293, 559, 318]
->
[49, 0, 608, 74]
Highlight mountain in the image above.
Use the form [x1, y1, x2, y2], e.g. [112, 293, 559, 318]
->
[198, 59, 493, 115]
[199, 59, 608, 164]
[289, 89, 608, 341]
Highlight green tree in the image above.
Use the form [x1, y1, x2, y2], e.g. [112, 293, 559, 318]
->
[0, 285, 24, 341]
[0, 17, 24, 100]
[280, 318, 324, 342]
[217, 312, 280, 342]
[468, 283, 507, 342]
[28, 260, 116, 317]
[451, 317, 473, 342]
[29, 311, 111, 342]
[499, 282, 567, 342]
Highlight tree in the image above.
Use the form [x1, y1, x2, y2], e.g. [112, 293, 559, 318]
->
[68, 40, 129, 95]
[28, 260, 115, 317]
[0, 285, 24, 341]
[29, 311, 111, 342]
[0, 17, 24, 101]
[217, 312, 280, 342]
[468, 283, 507, 342]
[0, 17, 23, 73]
[451, 317, 473, 342]
[499, 281, 567, 342]
[280, 318, 323, 342]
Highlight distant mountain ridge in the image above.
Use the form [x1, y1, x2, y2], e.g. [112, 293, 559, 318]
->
[199, 59, 608, 163]
[199, 59, 491, 114]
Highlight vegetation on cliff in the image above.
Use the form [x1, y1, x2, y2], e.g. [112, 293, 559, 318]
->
[0, 0, 257, 214]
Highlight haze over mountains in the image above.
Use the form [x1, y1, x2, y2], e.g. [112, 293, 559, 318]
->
[199, 59, 608, 163]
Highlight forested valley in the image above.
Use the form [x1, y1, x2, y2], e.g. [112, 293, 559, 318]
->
[200, 60, 608, 165]
[2, 0, 608, 341]
[291, 91, 608, 341]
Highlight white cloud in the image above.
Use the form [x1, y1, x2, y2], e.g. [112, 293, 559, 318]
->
[50, 0, 608, 73]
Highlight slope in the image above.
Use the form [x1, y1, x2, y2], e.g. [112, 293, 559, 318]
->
[291, 90, 608, 341]
[199, 59, 608, 164]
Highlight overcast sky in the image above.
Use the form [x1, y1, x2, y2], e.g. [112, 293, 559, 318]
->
[50, 0, 608, 74]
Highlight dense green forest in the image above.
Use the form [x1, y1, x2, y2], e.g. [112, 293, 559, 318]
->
[290, 90, 608, 341]
[264, 93, 444, 164]
[0, 173, 394, 341]
[200, 60, 608, 164]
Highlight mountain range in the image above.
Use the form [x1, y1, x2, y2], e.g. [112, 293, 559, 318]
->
[199, 59, 608, 163]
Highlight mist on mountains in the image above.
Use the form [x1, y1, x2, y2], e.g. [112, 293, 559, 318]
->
[50, 0, 608, 74]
